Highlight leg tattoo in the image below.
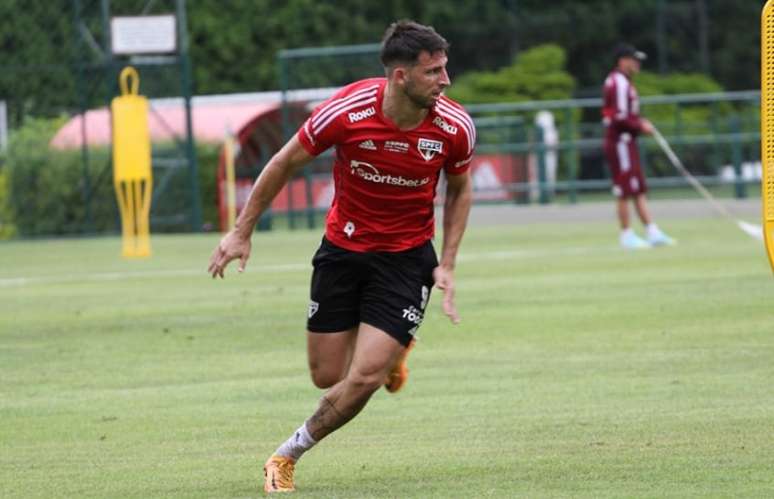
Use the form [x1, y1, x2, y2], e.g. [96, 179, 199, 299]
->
[307, 396, 344, 440]
[306, 387, 373, 441]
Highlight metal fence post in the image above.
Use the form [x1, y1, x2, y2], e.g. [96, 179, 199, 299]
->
[639, 137, 650, 178]
[674, 102, 683, 157]
[515, 120, 527, 204]
[277, 53, 297, 230]
[74, 0, 93, 233]
[730, 115, 746, 198]
[176, 0, 203, 231]
[564, 108, 578, 203]
[709, 101, 721, 179]
[256, 144, 272, 231]
[0, 100, 7, 152]
[535, 125, 549, 204]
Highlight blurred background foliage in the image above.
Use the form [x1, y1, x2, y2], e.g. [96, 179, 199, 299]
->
[446, 44, 577, 103]
[0, 0, 763, 238]
[3, 117, 220, 236]
[0, 0, 762, 112]
[184, 0, 760, 96]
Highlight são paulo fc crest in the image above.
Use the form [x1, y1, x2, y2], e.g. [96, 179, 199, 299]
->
[417, 138, 443, 161]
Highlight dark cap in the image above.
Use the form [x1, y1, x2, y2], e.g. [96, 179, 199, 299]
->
[614, 43, 647, 62]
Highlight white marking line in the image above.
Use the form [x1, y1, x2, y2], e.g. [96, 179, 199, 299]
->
[0, 263, 308, 288]
[458, 245, 616, 263]
[0, 245, 616, 288]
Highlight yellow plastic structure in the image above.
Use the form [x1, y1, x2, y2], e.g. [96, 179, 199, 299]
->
[112, 66, 152, 258]
[763, 1, 774, 272]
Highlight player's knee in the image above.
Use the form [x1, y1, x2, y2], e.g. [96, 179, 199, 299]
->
[345, 368, 385, 394]
[310, 369, 341, 389]
[308, 357, 346, 388]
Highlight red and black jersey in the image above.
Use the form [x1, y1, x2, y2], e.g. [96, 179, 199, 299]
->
[602, 69, 643, 142]
[297, 77, 475, 252]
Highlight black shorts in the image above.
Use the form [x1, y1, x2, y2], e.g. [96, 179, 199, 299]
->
[307, 237, 438, 347]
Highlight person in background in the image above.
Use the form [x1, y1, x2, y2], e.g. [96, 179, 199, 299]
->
[602, 43, 675, 249]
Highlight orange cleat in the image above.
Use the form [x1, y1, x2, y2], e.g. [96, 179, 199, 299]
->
[263, 455, 296, 493]
[384, 339, 416, 393]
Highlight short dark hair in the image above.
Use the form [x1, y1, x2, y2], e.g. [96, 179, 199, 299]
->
[380, 20, 449, 70]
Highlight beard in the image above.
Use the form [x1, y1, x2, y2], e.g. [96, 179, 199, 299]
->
[403, 79, 435, 109]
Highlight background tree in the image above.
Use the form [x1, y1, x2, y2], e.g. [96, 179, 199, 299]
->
[0, 0, 764, 122]
[446, 44, 575, 104]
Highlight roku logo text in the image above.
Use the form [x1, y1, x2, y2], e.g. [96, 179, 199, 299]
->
[433, 116, 457, 134]
[348, 107, 375, 123]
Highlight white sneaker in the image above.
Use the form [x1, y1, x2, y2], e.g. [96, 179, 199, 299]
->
[647, 228, 675, 246]
[620, 231, 650, 250]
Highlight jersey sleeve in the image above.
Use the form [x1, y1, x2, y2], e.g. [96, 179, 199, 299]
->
[602, 74, 642, 134]
[296, 92, 349, 156]
[441, 104, 476, 175]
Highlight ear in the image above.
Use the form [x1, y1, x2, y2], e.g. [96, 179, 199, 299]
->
[392, 65, 409, 86]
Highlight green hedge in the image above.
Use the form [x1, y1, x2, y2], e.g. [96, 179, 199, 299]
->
[6, 117, 114, 236]
[446, 44, 576, 104]
[633, 71, 738, 177]
[5, 116, 221, 236]
[636, 71, 729, 133]
[0, 168, 16, 239]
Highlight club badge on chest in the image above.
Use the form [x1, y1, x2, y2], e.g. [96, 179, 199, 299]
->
[417, 138, 443, 161]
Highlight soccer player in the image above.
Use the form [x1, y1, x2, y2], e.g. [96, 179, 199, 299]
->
[602, 43, 674, 249]
[207, 20, 475, 493]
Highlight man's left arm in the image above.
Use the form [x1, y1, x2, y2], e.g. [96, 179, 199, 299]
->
[434, 170, 473, 324]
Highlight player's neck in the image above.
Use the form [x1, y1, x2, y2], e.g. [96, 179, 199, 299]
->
[382, 82, 429, 130]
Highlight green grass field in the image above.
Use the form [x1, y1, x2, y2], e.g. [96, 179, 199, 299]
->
[1, 215, 772, 498]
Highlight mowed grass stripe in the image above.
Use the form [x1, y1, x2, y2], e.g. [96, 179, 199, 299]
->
[1, 217, 772, 498]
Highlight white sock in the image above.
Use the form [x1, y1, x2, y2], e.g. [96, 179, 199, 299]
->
[274, 422, 317, 461]
[621, 227, 634, 237]
[646, 223, 660, 237]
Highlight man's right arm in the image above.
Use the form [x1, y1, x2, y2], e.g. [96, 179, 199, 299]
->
[232, 135, 314, 238]
[208, 135, 314, 278]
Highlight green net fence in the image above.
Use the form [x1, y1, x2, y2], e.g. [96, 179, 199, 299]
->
[270, 44, 383, 229]
[0, 0, 202, 238]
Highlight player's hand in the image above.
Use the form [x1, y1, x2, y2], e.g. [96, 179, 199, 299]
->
[640, 118, 654, 135]
[208, 231, 251, 279]
[433, 266, 460, 325]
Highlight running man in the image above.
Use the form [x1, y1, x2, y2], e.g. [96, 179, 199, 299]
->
[602, 43, 674, 249]
[208, 20, 475, 493]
